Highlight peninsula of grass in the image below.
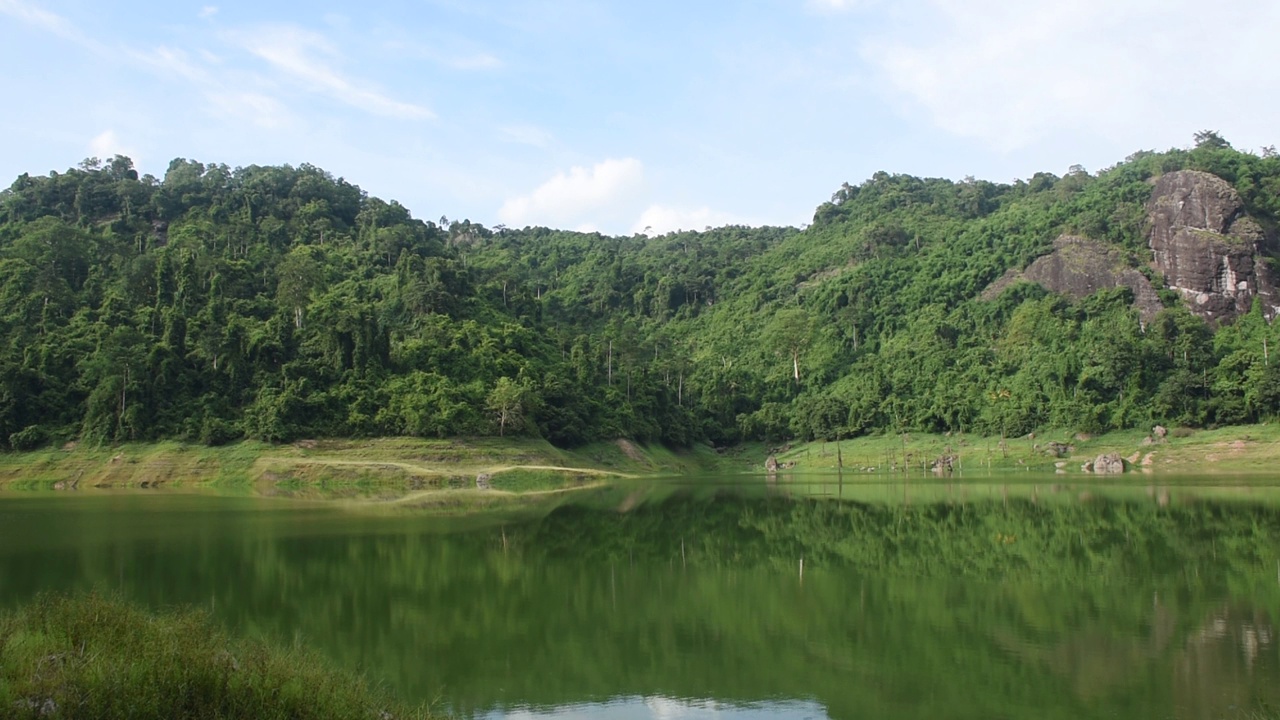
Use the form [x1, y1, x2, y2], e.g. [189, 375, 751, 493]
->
[0, 436, 739, 492]
[0, 593, 428, 720]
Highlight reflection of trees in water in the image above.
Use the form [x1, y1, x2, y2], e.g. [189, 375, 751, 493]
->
[1176, 604, 1279, 719]
[989, 594, 1279, 717]
[511, 492, 1280, 584]
[2, 493, 1278, 718]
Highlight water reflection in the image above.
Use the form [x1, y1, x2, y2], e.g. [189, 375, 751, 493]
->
[0, 478, 1277, 719]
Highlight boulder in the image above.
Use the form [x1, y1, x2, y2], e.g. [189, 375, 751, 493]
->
[1093, 453, 1127, 474]
[1147, 170, 1279, 323]
[1043, 441, 1074, 458]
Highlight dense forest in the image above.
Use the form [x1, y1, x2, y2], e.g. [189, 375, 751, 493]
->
[3, 134, 1280, 450]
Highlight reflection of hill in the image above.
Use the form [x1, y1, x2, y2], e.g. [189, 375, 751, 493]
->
[514, 490, 1280, 582]
[0, 491, 1277, 719]
[1176, 605, 1279, 720]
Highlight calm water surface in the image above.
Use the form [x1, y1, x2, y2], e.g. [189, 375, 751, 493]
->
[1, 476, 1279, 719]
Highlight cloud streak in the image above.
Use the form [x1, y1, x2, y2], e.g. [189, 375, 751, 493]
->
[126, 45, 294, 129]
[0, 0, 104, 51]
[232, 25, 435, 120]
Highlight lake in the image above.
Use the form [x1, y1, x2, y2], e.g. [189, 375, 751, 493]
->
[1, 476, 1278, 719]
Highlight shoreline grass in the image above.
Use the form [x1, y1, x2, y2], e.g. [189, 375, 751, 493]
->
[0, 592, 429, 720]
[773, 423, 1280, 477]
[3, 424, 1277, 500]
[0, 436, 743, 493]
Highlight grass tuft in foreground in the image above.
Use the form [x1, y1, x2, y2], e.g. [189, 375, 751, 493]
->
[0, 592, 430, 720]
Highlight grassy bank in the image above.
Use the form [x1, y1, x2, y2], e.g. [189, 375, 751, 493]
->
[4, 423, 1276, 495]
[0, 593, 426, 720]
[0, 436, 743, 492]
[771, 423, 1280, 476]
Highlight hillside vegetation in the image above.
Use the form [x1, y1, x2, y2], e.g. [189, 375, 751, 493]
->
[3, 133, 1280, 451]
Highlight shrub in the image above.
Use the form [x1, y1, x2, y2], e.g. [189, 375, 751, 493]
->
[8, 425, 48, 451]
[0, 592, 430, 720]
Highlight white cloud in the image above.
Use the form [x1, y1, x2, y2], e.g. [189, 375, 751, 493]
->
[864, 0, 1280, 151]
[199, 5, 218, 19]
[632, 205, 742, 236]
[88, 130, 136, 162]
[231, 25, 435, 120]
[499, 158, 645, 229]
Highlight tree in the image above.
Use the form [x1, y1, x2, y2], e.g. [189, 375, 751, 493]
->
[1193, 130, 1231, 149]
[765, 307, 813, 385]
[487, 377, 529, 437]
[276, 247, 321, 329]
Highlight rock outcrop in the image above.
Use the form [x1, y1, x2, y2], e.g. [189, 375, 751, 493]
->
[1147, 170, 1279, 323]
[1081, 453, 1127, 474]
[982, 235, 1163, 322]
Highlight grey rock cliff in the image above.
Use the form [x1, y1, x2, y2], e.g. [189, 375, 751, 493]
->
[1146, 170, 1278, 322]
[982, 235, 1163, 322]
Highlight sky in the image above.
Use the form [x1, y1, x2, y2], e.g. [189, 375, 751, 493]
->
[1, 0, 1278, 236]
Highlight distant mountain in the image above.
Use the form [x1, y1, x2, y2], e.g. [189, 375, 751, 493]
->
[2, 133, 1278, 449]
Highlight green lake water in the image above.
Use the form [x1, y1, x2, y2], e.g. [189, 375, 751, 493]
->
[1, 476, 1279, 719]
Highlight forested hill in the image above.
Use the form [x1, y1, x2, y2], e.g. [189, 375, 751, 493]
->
[3, 134, 1280, 451]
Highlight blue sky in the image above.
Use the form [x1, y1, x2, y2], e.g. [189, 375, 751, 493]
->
[2, 0, 1278, 235]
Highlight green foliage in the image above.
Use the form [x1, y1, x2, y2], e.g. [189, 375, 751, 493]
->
[486, 376, 530, 437]
[0, 592, 425, 719]
[7, 425, 47, 451]
[2, 137, 1280, 449]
